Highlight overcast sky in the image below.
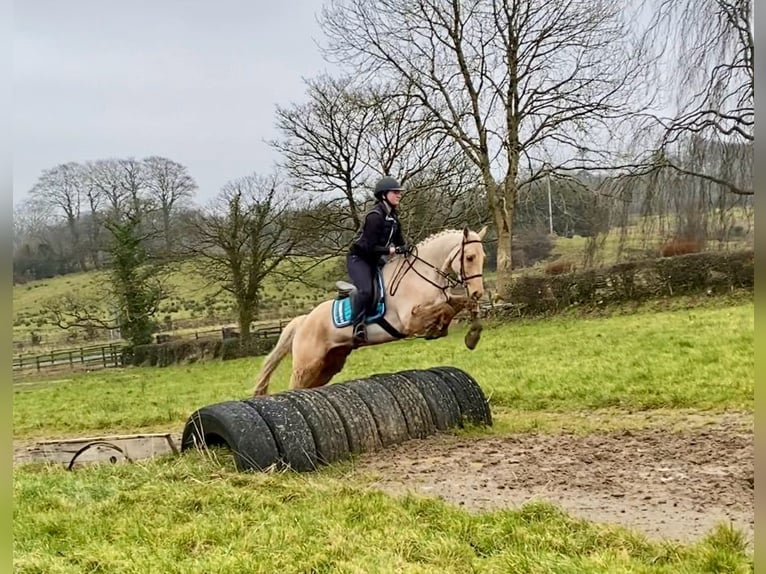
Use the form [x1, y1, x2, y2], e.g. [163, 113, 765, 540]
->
[13, 0, 337, 206]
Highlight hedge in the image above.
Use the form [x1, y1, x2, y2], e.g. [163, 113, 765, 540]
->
[129, 335, 280, 368]
[501, 249, 753, 317]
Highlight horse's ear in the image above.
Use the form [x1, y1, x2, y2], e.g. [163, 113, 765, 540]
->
[463, 226, 469, 238]
[478, 225, 487, 240]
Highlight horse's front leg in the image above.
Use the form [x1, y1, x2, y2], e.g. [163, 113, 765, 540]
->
[407, 300, 452, 337]
[407, 300, 460, 340]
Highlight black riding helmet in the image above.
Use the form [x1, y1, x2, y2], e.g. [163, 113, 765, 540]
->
[373, 176, 403, 201]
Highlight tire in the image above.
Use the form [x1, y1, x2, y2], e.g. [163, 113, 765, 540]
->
[180, 400, 279, 472]
[280, 389, 350, 465]
[397, 369, 462, 431]
[244, 396, 318, 472]
[371, 372, 436, 439]
[344, 379, 410, 447]
[428, 366, 492, 427]
[315, 383, 382, 454]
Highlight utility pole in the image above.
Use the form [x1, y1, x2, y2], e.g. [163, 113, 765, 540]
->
[546, 167, 554, 235]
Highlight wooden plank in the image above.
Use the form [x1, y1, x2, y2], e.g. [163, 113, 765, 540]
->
[19, 433, 179, 468]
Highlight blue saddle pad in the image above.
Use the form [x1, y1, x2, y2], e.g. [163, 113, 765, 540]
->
[331, 272, 386, 328]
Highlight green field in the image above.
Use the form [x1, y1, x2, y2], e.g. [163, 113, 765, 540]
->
[13, 299, 754, 572]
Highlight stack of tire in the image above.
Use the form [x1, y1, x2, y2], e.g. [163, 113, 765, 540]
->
[180, 366, 492, 472]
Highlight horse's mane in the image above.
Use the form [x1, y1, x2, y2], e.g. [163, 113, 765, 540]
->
[416, 229, 464, 247]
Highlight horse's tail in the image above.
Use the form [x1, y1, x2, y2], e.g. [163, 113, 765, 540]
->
[252, 314, 306, 396]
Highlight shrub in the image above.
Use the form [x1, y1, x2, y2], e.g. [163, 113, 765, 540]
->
[512, 227, 554, 269]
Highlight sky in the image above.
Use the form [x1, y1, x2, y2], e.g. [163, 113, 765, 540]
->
[13, 0, 338, 206]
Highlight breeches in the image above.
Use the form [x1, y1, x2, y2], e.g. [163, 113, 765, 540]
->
[346, 254, 377, 322]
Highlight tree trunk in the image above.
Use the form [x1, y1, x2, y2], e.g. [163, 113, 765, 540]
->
[483, 177, 514, 297]
[237, 305, 254, 346]
[163, 207, 172, 255]
[66, 216, 88, 272]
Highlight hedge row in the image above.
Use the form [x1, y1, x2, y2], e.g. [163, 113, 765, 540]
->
[129, 335, 280, 368]
[501, 249, 753, 316]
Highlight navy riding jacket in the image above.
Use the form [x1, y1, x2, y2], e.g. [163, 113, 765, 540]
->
[349, 201, 405, 265]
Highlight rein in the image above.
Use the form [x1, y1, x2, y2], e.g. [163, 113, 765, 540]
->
[389, 237, 483, 299]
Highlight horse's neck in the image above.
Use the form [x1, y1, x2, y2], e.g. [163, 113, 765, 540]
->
[415, 233, 461, 270]
[382, 232, 459, 288]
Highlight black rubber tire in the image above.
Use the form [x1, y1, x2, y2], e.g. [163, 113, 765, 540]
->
[428, 366, 492, 427]
[244, 396, 318, 472]
[397, 369, 462, 431]
[371, 372, 436, 439]
[280, 389, 350, 465]
[180, 400, 279, 472]
[344, 379, 410, 447]
[315, 383, 382, 454]
[434, 366, 492, 426]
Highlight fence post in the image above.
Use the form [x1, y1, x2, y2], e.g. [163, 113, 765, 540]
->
[102, 346, 107, 368]
[80, 347, 85, 364]
[36, 356, 40, 371]
[69, 351, 73, 367]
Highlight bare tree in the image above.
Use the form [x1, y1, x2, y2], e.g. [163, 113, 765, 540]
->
[184, 174, 302, 343]
[272, 73, 482, 252]
[143, 156, 198, 254]
[13, 198, 54, 252]
[640, 0, 753, 196]
[362, 80, 484, 240]
[320, 0, 648, 293]
[272, 74, 376, 231]
[28, 162, 89, 272]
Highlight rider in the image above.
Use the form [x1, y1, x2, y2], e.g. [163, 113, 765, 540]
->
[347, 176, 412, 347]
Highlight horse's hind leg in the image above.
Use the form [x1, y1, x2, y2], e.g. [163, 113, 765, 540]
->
[312, 346, 352, 388]
[290, 346, 352, 390]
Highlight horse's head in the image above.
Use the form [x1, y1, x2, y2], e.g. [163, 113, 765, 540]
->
[448, 226, 487, 300]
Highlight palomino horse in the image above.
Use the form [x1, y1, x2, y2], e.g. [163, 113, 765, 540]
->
[253, 226, 487, 396]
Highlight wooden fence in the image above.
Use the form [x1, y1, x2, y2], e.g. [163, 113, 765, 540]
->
[12, 322, 288, 377]
[13, 342, 127, 375]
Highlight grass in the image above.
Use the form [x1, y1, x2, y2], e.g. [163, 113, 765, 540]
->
[13, 300, 753, 440]
[14, 455, 753, 574]
[13, 297, 754, 572]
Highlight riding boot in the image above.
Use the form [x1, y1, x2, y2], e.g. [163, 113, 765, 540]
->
[352, 322, 368, 347]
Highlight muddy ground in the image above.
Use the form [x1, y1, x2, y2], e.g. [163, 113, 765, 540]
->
[356, 413, 754, 545]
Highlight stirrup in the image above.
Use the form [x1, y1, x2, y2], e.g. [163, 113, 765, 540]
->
[352, 323, 368, 346]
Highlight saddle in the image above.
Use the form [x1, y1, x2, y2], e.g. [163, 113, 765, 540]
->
[331, 271, 386, 328]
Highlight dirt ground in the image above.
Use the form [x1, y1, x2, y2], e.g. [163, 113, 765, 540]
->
[15, 412, 753, 546]
[356, 412, 754, 545]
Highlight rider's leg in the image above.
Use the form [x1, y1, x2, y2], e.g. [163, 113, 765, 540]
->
[346, 255, 374, 345]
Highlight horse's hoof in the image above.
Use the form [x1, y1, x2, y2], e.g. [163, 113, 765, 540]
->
[464, 323, 483, 350]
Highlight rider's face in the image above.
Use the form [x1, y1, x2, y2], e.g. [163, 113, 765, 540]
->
[385, 189, 402, 206]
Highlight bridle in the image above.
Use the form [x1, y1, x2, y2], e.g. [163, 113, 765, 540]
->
[389, 235, 484, 299]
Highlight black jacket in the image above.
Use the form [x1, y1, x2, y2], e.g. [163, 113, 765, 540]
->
[349, 201, 405, 264]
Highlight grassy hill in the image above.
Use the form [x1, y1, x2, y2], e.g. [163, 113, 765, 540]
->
[13, 256, 346, 352]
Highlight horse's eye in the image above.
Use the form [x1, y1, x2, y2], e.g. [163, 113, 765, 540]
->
[466, 255, 474, 262]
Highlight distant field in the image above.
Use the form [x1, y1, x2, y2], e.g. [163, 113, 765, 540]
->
[13, 256, 345, 351]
